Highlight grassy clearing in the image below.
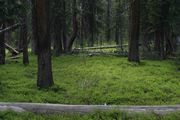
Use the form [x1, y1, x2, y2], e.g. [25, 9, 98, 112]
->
[0, 111, 179, 120]
[0, 55, 179, 105]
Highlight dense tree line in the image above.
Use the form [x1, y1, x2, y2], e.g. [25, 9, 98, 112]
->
[0, 0, 180, 88]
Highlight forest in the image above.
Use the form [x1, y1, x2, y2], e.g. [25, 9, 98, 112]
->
[0, 0, 180, 119]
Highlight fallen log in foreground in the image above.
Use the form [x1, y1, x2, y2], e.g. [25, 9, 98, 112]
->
[0, 103, 179, 115]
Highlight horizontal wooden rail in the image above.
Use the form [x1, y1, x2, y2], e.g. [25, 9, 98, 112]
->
[0, 103, 179, 115]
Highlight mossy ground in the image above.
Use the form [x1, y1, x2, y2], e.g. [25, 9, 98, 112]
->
[0, 111, 179, 120]
[0, 55, 179, 105]
[0, 111, 180, 120]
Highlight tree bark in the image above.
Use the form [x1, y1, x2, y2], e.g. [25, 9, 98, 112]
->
[0, 24, 5, 65]
[31, 0, 38, 55]
[67, 0, 78, 52]
[34, 0, 54, 88]
[62, 0, 67, 53]
[22, 0, 29, 65]
[128, 0, 140, 62]
[106, 0, 112, 42]
[52, 0, 63, 56]
[154, 0, 171, 59]
[54, 17, 63, 56]
[0, 103, 179, 115]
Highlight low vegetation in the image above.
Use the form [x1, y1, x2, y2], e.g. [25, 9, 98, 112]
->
[0, 55, 179, 105]
[0, 111, 179, 120]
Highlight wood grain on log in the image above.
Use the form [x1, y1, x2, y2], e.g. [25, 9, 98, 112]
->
[0, 103, 179, 115]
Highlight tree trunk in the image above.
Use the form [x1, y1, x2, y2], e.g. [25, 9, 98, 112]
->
[53, 0, 63, 56]
[67, 0, 78, 52]
[115, 24, 120, 45]
[106, 0, 112, 42]
[34, 0, 54, 88]
[54, 17, 63, 56]
[22, 0, 29, 65]
[154, 0, 171, 59]
[19, 27, 23, 51]
[0, 24, 5, 65]
[87, 0, 95, 47]
[62, 0, 67, 53]
[31, 0, 38, 55]
[128, 0, 140, 62]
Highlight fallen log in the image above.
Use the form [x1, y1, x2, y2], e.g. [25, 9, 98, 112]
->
[0, 23, 21, 34]
[9, 54, 22, 60]
[0, 103, 179, 115]
[74, 45, 128, 51]
[5, 43, 19, 56]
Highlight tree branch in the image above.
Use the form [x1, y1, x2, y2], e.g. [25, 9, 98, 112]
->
[0, 23, 22, 34]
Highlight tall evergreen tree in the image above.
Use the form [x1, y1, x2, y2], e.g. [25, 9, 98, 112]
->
[34, 0, 54, 88]
[128, 0, 140, 62]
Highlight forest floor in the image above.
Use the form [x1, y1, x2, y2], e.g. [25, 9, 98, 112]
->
[0, 110, 179, 120]
[0, 55, 179, 105]
[0, 55, 180, 119]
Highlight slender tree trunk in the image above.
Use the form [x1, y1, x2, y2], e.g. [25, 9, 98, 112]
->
[62, 0, 67, 53]
[106, 0, 112, 42]
[21, 0, 29, 65]
[80, 15, 84, 48]
[67, 0, 78, 52]
[31, 0, 38, 55]
[128, 0, 140, 62]
[54, 17, 63, 56]
[0, 23, 5, 65]
[53, 0, 63, 56]
[34, 0, 54, 88]
[154, 0, 171, 59]
[19, 27, 23, 51]
[115, 23, 119, 45]
[87, 0, 95, 47]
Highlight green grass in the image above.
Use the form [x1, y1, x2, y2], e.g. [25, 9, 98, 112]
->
[0, 111, 179, 120]
[0, 55, 179, 105]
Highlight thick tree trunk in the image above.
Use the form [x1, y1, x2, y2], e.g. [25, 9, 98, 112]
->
[128, 0, 140, 62]
[38, 50, 53, 88]
[35, 0, 54, 88]
[0, 24, 5, 65]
